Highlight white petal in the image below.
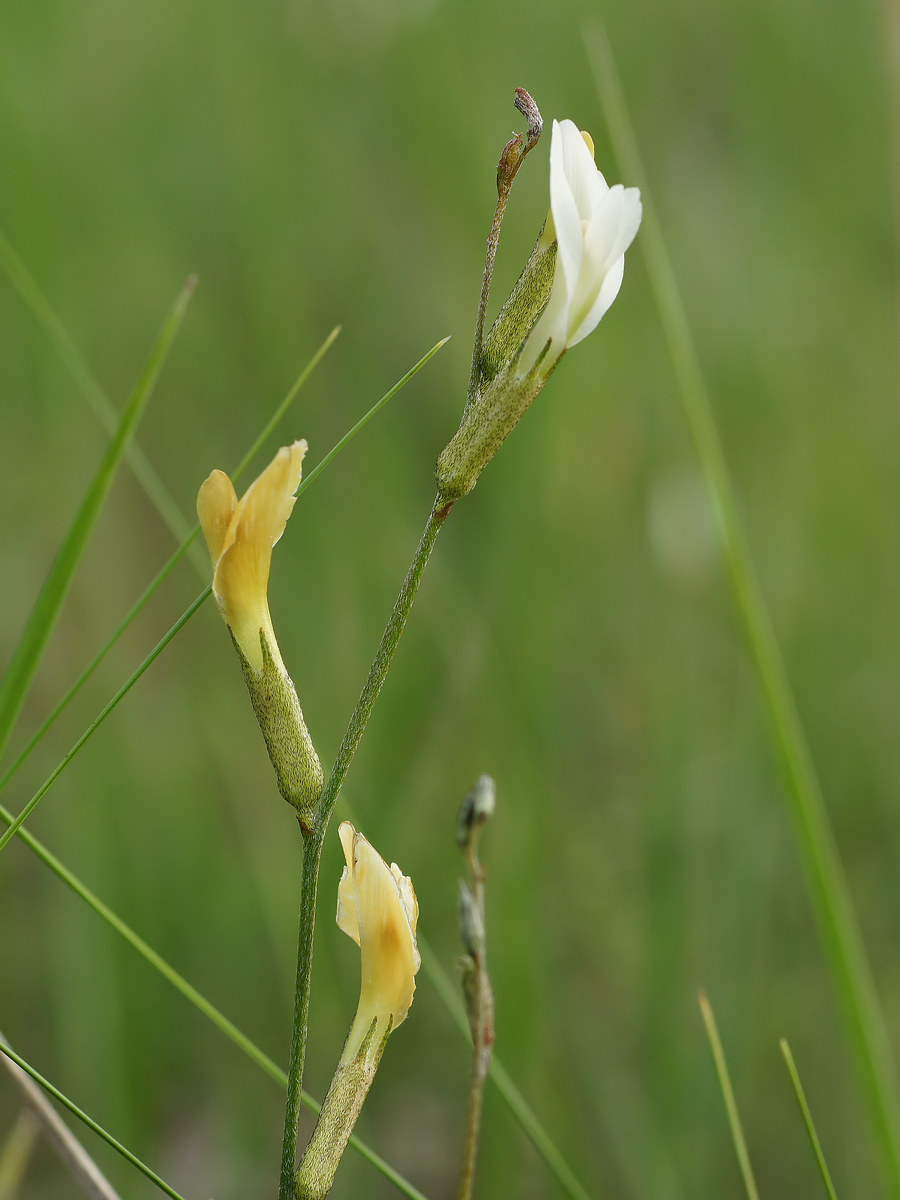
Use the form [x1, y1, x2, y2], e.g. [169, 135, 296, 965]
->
[548, 121, 586, 303]
[568, 255, 625, 346]
[518, 261, 571, 375]
[554, 119, 603, 221]
[568, 186, 642, 345]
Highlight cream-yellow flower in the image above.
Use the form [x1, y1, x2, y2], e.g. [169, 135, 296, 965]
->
[197, 441, 306, 674]
[336, 821, 420, 1064]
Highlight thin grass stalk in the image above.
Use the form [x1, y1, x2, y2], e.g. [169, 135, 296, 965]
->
[780, 1040, 840, 1200]
[698, 993, 761, 1200]
[586, 23, 900, 1191]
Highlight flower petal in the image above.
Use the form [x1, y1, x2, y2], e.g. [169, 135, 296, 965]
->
[197, 469, 238, 568]
[211, 440, 307, 671]
[548, 120, 587, 304]
[567, 185, 642, 344]
[336, 821, 361, 946]
[336, 823, 420, 1054]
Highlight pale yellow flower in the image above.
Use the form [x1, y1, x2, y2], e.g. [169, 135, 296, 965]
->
[336, 821, 420, 1063]
[197, 441, 306, 674]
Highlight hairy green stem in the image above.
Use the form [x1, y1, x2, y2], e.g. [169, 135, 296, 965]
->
[279, 832, 325, 1198]
[295, 1029, 387, 1200]
[278, 496, 453, 1199]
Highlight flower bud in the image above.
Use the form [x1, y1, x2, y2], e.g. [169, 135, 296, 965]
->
[456, 773, 496, 852]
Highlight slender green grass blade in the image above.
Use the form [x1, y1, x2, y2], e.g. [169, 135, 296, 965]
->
[585, 23, 900, 1191]
[0, 277, 196, 764]
[0, 335, 449, 849]
[0, 229, 196, 553]
[420, 942, 592, 1200]
[0, 1040, 184, 1200]
[0, 810, 427, 1199]
[230, 325, 341, 481]
[295, 335, 450, 497]
[780, 1040, 840, 1200]
[698, 992, 761, 1200]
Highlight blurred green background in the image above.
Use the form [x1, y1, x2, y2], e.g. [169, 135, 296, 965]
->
[2, 0, 899, 1195]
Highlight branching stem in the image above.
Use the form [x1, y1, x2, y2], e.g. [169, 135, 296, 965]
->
[278, 495, 453, 1199]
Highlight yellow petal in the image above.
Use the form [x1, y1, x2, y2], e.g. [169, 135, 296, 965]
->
[336, 821, 361, 946]
[336, 823, 420, 1057]
[211, 441, 307, 671]
[197, 469, 238, 568]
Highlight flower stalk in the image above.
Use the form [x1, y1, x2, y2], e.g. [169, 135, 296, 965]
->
[468, 88, 543, 401]
[279, 497, 451, 1199]
[456, 776, 496, 1200]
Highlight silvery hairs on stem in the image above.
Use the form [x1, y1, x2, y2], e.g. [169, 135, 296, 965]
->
[436, 89, 643, 503]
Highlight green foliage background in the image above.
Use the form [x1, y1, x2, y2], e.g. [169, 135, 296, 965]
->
[2, 0, 899, 1195]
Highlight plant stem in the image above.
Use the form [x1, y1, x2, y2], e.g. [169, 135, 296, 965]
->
[467, 89, 542, 402]
[458, 868, 493, 1200]
[697, 993, 760, 1200]
[780, 1040, 840, 1200]
[456, 782, 495, 1200]
[278, 495, 453, 1199]
[279, 832, 325, 1199]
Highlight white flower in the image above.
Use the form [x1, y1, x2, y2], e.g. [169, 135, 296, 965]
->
[336, 822, 420, 1064]
[196, 441, 306, 674]
[520, 118, 642, 374]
